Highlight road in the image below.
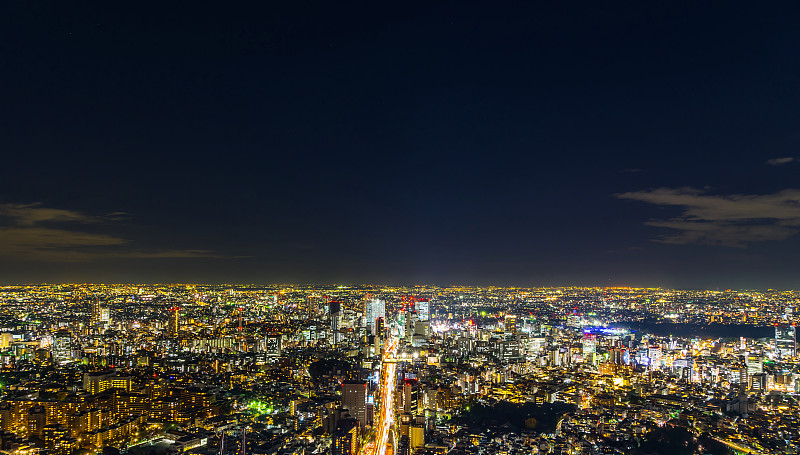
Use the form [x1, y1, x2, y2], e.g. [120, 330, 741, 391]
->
[365, 337, 398, 455]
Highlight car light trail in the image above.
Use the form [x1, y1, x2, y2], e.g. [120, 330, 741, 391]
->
[368, 337, 398, 455]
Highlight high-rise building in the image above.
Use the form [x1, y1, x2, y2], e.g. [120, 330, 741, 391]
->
[265, 335, 282, 357]
[776, 324, 796, 358]
[405, 311, 418, 341]
[169, 307, 180, 337]
[750, 373, 767, 391]
[402, 381, 419, 415]
[737, 364, 748, 392]
[415, 298, 430, 321]
[329, 301, 342, 343]
[397, 435, 411, 455]
[745, 354, 763, 376]
[505, 315, 517, 334]
[90, 300, 111, 332]
[332, 418, 360, 455]
[51, 330, 73, 363]
[341, 381, 371, 429]
[90, 301, 100, 324]
[329, 301, 341, 330]
[409, 424, 425, 449]
[364, 298, 385, 335]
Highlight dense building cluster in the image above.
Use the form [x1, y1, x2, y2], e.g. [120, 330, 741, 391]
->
[0, 285, 797, 455]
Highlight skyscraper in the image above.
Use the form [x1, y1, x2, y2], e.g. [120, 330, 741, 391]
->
[404, 311, 418, 341]
[169, 307, 180, 336]
[332, 417, 360, 455]
[505, 315, 517, 334]
[265, 335, 282, 357]
[745, 354, 763, 375]
[51, 330, 73, 363]
[415, 298, 430, 322]
[341, 381, 371, 429]
[90, 300, 111, 330]
[90, 300, 101, 325]
[409, 424, 425, 450]
[329, 300, 342, 343]
[364, 297, 385, 335]
[775, 324, 796, 358]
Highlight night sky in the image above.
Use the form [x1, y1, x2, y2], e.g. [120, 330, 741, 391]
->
[2, 2, 800, 288]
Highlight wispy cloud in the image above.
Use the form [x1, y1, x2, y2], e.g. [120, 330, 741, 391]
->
[616, 188, 800, 247]
[766, 157, 795, 166]
[0, 203, 224, 262]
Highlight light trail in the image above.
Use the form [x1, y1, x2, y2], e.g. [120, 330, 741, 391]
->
[711, 436, 762, 455]
[368, 337, 398, 455]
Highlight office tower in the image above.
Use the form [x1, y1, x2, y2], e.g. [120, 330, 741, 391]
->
[504, 314, 517, 334]
[341, 381, 370, 429]
[90, 301, 100, 324]
[745, 354, 763, 375]
[405, 311, 418, 340]
[0, 333, 13, 349]
[169, 307, 180, 336]
[329, 301, 342, 343]
[750, 373, 767, 391]
[100, 306, 110, 324]
[90, 300, 111, 332]
[409, 424, 425, 449]
[402, 381, 419, 415]
[738, 365, 748, 392]
[582, 333, 597, 356]
[413, 320, 429, 338]
[265, 335, 282, 357]
[51, 330, 73, 363]
[397, 435, 411, 455]
[332, 418, 360, 455]
[329, 300, 341, 330]
[415, 298, 430, 321]
[364, 297, 385, 335]
[776, 325, 796, 357]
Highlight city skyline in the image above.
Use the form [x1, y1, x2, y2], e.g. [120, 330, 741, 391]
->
[5, 4, 800, 453]
[3, 2, 800, 288]
[0, 283, 796, 454]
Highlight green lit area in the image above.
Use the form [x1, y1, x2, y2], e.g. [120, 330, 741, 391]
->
[248, 400, 274, 414]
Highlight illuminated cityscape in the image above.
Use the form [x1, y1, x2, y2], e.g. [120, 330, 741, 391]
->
[0, 285, 794, 454]
[4, 1, 800, 454]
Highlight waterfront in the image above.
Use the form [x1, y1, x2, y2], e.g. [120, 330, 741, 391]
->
[612, 322, 776, 339]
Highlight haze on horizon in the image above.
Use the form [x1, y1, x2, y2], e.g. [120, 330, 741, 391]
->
[2, 2, 800, 289]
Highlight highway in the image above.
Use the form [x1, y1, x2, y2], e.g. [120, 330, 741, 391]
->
[365, 337, 398, 455]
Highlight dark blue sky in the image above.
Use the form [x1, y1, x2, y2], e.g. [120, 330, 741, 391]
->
[2, 1, 800, 288]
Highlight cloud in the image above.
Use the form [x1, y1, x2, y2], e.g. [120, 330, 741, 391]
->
[120, 250, 242, 259]
[0, 227, 129, 262]
[616, 188, 800, 247]
[0, 203, 223, 262]
[0, 203, 93, 225]
[766, 157, 795, 166]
